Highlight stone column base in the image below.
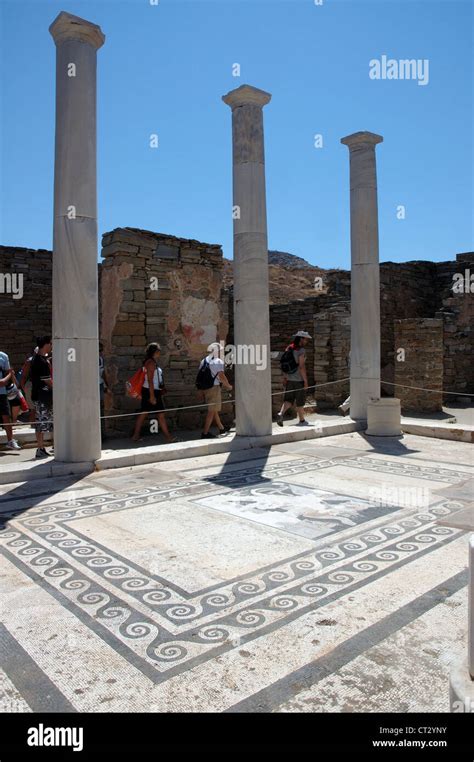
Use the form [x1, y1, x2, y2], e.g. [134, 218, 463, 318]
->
[449, 658, 474, 712]
[366, 397, 402, 436]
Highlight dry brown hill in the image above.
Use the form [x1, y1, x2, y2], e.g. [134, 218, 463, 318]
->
[222, 255, 344, 304]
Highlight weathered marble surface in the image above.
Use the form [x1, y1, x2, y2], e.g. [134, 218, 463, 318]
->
[50, 12, 104, 462]
[0, 433, 470, 712]
[223, 85, 273, 437]
[341, 132, 383, 421]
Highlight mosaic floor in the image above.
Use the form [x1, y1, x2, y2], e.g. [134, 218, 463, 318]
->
[0, 432, 472, 712]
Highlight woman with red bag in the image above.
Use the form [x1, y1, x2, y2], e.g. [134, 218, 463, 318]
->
[131, 343, 177, 443]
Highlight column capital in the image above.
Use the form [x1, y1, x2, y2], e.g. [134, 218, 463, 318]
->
[222, 84, 271, 110]
[341, 131, 383, 149]
[49, 11, 105, 49]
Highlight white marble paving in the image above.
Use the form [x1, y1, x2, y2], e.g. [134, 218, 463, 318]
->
[0, 433, 471, 713]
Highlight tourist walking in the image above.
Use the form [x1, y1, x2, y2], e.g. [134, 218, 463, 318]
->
[277, 330, 312, 427]
[18, 345, 38, 423]
[0, 349, 21, 450]
[132, 343, 177, 443]
[197, 342, 233, 439]
[30, 336, 53, 459]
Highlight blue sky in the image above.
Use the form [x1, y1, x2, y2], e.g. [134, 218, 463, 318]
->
[1, 0, 472, 268]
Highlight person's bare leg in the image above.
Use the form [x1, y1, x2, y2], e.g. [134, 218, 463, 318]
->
[37, 431, 44, 449]
[296, 406, 306, 422]
[278, 400, 292, 417]
[157, 413, 173, 441]
[203, 408, 214, 435]
[2, 417, 13, 442]
[214, 411, 224, 430]
[132, 412, 148, 441]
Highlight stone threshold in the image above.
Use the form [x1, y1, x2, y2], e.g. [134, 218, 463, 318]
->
[1, 416, 471, 486]
[401, 417, 474, 444]
[0, 419, 364, 485]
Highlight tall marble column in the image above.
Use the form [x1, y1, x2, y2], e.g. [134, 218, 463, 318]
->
[49, 12, 105, 462]
[222, 84, 272, 436]
[341, 131, 383, 421]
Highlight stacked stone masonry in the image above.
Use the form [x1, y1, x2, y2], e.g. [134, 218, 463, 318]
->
[99, 228, 230, 436]
[0, 238, 472, 434]
[394, 318, 444, 413]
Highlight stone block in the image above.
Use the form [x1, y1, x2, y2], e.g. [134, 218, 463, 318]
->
[113, 322, 145, 336]
[154, 244, 179, 259]
[102, 242, 139, 256]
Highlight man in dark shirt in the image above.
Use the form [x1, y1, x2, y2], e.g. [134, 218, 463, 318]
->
[30, 336, 53, 459]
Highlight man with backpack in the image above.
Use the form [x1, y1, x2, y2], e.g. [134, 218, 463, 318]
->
[277, 330, 312, 427]
[196, 342, 233, 439]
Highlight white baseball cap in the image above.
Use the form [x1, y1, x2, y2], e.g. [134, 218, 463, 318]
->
[293, 330, 312, 339]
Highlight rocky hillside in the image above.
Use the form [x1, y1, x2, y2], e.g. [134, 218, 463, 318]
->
[268, 250, 314, 268]
[222, 250, 340, 304]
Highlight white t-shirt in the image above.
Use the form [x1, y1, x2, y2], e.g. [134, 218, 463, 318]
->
[201, 354, 224, 386]
[142, 363, 163, 390]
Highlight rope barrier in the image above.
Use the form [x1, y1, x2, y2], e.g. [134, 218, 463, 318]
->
[3, 377, 473, 429]
[380, 381, 474, 398]
[3, 377, 351, 426]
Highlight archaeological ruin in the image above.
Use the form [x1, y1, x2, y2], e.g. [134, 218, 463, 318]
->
[0, 11, 472, 457]
[1, 238, 472, 439]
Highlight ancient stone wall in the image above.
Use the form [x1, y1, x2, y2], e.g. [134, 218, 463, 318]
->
[0, 246, 52, 369]
[379, 262, 438, 389]
[99, 228, 229, 437]
[313, 300, 351, 408]
[394, 318, 444, 412]
[435, 253, 474, 399]
[1, 241, 472, 429]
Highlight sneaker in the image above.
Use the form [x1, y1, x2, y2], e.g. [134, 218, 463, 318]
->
[219, 424, 232, 433]
[201, 432, 216, 439]
[35, 448, 49, 459]
[276, 414, 284, 427]
[6, 439, 21, 450]
[296, 420, 310, 426]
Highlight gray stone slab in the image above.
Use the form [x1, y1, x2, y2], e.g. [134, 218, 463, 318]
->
[437, 506, 474, 531]
[434, 478, 474, 504]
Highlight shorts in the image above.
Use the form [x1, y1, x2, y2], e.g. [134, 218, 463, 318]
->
[204, 385, 222, 412]
[140, 388, 165, 413]
[284, 380, 306, 408]
[0, 396, 10, 417]
[34, 401, 53, 433]
[0, 395, 20, 417]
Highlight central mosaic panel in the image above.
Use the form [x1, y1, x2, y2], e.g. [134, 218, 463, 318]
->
[0, 456, 468, 684]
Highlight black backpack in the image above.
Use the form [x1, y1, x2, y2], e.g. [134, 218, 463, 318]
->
[280, 345, 299, 374]
[195, 359, 215, 390]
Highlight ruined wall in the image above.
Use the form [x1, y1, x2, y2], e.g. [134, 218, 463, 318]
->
[99, 228, 229, 436]
[0, 246, 52, 369]
[1, 241, 472, 429]
[394, 318, 444, 413]
[313, 300, 351, 408]
[379, 262, 438, 388]
[435, 253, 474, 399]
